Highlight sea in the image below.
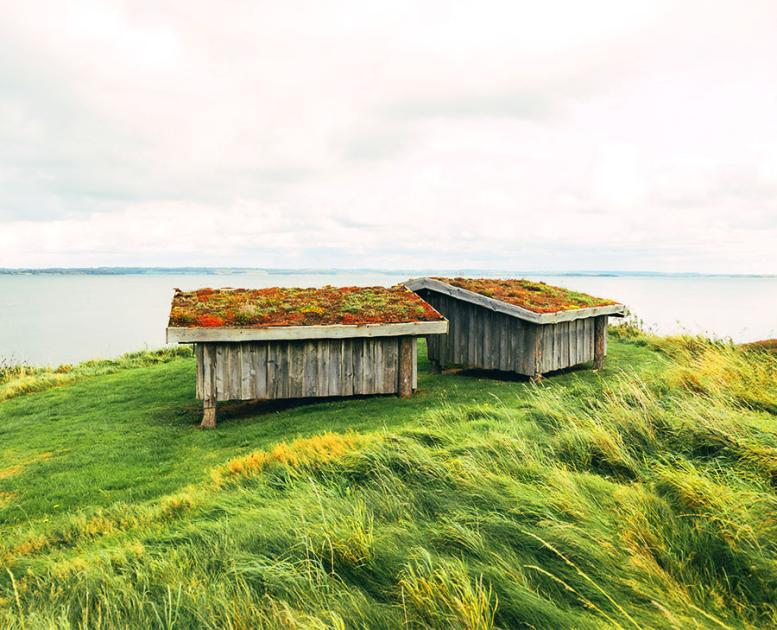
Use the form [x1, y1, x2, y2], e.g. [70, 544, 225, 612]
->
[1, 270, 775, 366]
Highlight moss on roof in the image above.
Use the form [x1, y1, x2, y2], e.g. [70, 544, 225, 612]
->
[168, 286, 444, 328]
[433, 277, 618, 314]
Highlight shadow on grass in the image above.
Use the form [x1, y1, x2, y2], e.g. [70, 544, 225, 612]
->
[442, 361, 595, 383]
[215, 392, 403, 422]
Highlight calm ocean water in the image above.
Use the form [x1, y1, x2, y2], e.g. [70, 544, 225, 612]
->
[1, 272, 775, 366]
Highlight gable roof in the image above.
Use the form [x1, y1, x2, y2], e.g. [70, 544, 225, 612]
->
[404, 277, 625, 325]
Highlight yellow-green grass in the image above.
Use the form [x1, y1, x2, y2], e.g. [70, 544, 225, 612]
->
[0, 332, 775, 628]
[743, 338, 777, 353]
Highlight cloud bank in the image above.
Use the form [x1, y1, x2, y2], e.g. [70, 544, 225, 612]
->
[1, 0, 776, 272]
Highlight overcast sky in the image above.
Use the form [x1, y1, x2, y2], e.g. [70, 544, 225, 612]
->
[1, 1, 775, 272]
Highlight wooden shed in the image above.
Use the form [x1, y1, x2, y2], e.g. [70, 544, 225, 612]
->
[404, 277, 625, 379]
[166, 286, 448, 427]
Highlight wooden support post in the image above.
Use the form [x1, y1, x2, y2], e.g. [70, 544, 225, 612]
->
[201, 398, 217, 429]
[398, 336, 414, 398]
[593, 315, 607, 370]
[531, 325, 543, 382]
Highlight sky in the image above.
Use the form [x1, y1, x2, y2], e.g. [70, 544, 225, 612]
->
[1, 1, 776, 273]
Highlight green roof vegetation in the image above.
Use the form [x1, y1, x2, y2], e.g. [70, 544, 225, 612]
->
[168, 286, 444, 328]
[435, 277, 618, 313]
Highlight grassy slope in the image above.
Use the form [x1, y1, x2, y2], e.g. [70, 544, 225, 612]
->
[0, 335, 775, 629]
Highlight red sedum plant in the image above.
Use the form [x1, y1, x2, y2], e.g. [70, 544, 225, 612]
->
[435, 277, 617, 314]
[168, 286, 444, 328]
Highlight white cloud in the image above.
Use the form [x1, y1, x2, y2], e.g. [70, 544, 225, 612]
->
[1, 0, 776, 272]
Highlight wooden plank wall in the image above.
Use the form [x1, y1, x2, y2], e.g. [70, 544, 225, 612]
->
[195, 336, 416, 402]
[536, 317, 596, 374]
[420, 290, 599, 375]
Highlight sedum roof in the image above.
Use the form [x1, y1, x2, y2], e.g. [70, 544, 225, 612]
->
[431, 277, 618, 314]
[168, 285, 444, 329]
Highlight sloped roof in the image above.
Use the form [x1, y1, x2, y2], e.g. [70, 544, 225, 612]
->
[404, 277, 625, 324]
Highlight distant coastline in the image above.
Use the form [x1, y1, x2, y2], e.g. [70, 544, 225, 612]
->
[0, 267, 774, 278]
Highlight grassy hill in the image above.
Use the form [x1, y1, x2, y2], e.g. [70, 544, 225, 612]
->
[1, 330, 775, 629]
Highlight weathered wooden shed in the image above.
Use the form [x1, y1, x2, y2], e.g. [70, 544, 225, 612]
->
[166, 286, 447, 427]
[404, 277, 625, 379]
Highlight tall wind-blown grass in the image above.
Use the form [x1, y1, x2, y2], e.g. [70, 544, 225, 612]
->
[0, 346, 192, 402]
[1, 334, 775, 628]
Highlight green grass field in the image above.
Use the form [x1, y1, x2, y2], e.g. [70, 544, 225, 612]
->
[1, 330, 775, 628]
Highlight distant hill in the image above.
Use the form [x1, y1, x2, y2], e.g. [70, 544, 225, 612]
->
[1, 267, 774, 278]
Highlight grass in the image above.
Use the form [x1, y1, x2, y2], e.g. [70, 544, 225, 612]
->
[743, 338, 777, 354]
[0, 346, 192, 402]
[0, 330, 775, 628]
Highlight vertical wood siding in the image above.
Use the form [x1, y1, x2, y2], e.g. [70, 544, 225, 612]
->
[419, 290, 601, 376]
[195, 336, 416, 401]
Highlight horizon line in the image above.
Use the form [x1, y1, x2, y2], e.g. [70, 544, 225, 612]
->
[0, 266, 775, 278]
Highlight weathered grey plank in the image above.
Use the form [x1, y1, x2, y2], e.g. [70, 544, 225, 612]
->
[168, 319, 448, 343]
[447, 297, 455, 364]
[253, 343, 268, 399]
[568, 320, 577, 366]
[239, 344, 252, 399]
[398, 336, 414, 397]
[365, 339, 376, 395]
[384, 338, 399, 394]
[485, 310, 495, 371]
[497, 315, 508, 371]
[540, 325, 551, 373]
[215, 345, 227, 401]
[303, 340, 318, 397]
[372, 340, 382, 393]
[455, 297, 465, 365]
[327, 340, 342, 396]
[467, 302, 477, 368]
[315, 340, 329, 397]
[229, 344, 241, 399]
[270, 342, 289, 399]
[514, 317, 523, 371]
[368, 339, 377, 393]
[352, 337, 364, 395]
[204, 343, 211, 398]
[341, 339, 354, 396]
[477, 307, 486, 367]
[457, 297, 466, 364]
[529, 324, 539, 373]
[492, 314, 502, 370]
[288, 341, 305, 398]
[444, 294, 453, 364]
[558, 322, 567, 372]
[583, 318, 593, 362]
